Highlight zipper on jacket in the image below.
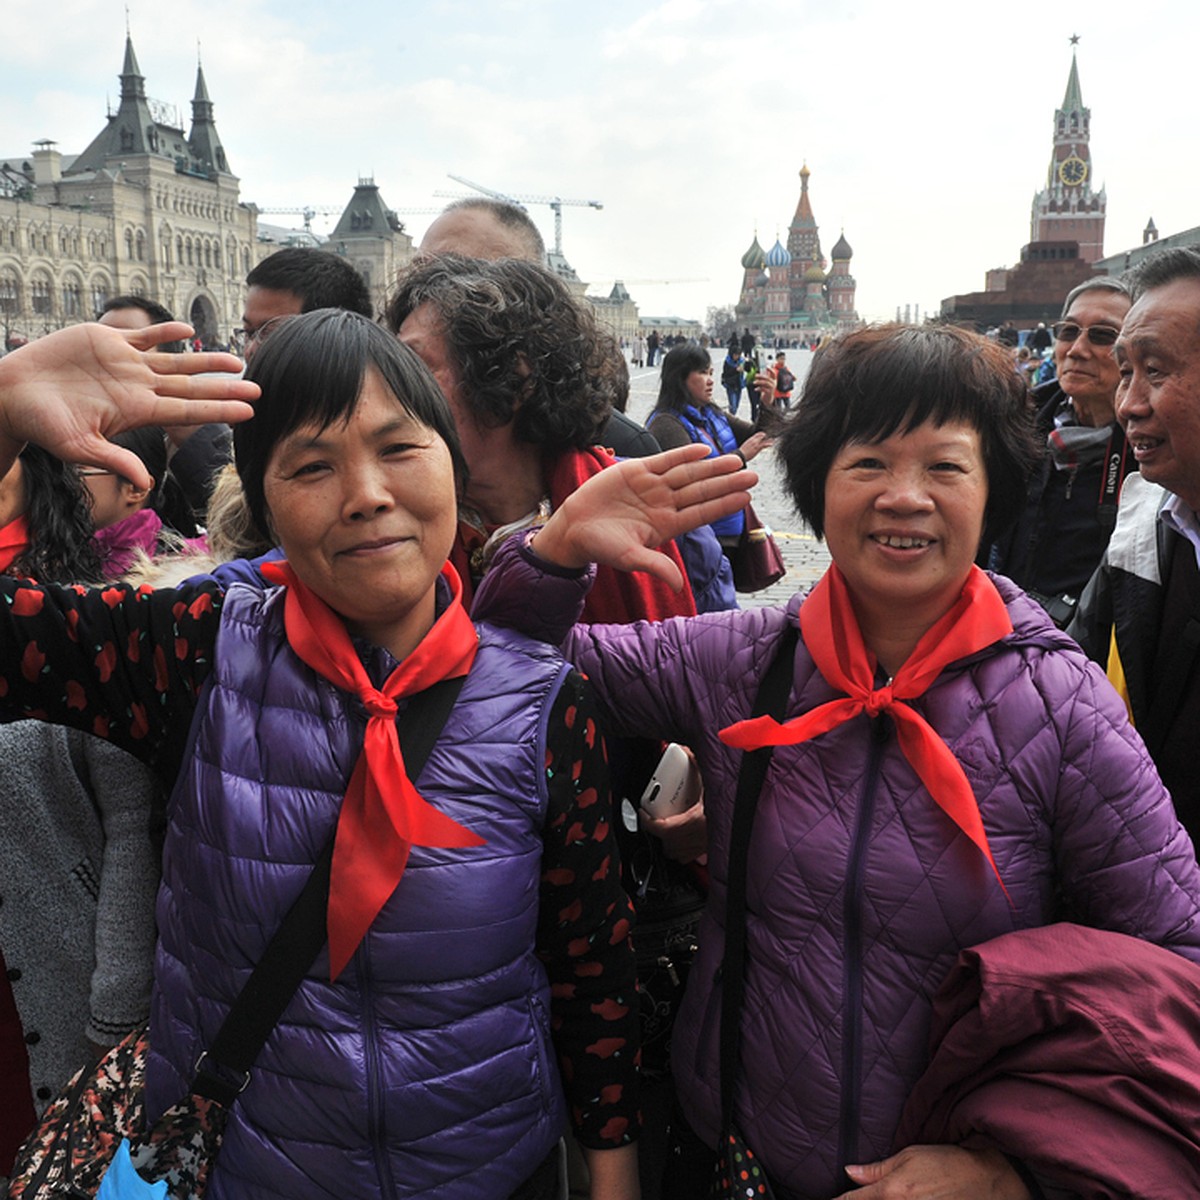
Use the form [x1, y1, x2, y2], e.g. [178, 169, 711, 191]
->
[837, 714, 888, 1174]
[358, 947, 400, 1198]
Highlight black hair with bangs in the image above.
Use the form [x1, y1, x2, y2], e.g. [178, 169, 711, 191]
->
[234, 308, 466, 541]
[780, 323, 1037, 545]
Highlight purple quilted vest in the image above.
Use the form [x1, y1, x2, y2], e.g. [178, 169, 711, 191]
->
[147, 583, 571, 1199]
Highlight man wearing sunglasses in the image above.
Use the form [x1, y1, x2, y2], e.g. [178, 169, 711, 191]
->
[1071, 247, 1200, 840]
[986, 276, 1134, 626]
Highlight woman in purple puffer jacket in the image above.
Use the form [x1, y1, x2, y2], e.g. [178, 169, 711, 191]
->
[475, 323, 1200, 1200]
[0, 315, 753, 1199]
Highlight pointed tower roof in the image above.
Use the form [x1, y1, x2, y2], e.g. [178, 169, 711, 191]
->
[1061, 50, 1083, 113]
[120, 34, 145, 97]
[831, 231, 853, 260]
[187, 58, 231, 176]
[609, 280, 632, 301]
[740, 234, 766, 270]
[69, 34, 173, 174]
[328, 177, 404, 240]
[792, 163, 816, 228]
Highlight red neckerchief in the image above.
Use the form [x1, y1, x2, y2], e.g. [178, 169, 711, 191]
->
[260, 560, 483, 980]
[721, 564, 1013, 898]
[0, 515, 31, 573]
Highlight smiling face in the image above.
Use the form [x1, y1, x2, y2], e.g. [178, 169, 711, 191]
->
[262, 369, 458, 658]
[1115, 277, 1200, 511]
[686, 364, 714, 406]
[1053, 289, 1130, 425]
[822, 420, 988, 644]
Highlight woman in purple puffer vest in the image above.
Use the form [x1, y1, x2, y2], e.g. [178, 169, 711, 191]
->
[475, 323, 1200, 1200]
[0, 314, 758, 1198]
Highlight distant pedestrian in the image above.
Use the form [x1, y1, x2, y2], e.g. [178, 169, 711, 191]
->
[721, 348, 745, 414]
[772, 350, 796, 410]
[740, 327, 755, 357]
[632, 332, 647, 368]
[1029, 321, 1053, 355]
[648, 329, 661, 366]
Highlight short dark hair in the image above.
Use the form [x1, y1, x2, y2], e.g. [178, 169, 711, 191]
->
[1128, 246, 1200, 300]
[100, 294, 176, 325]
[99, 295, 185, 353]
[234, 309, 465, 541]
[246, 247, 373, 317]
[437, 198, 546, 262]
[780, 324, 1037, 545]
[383, 255, 613, 452]
[1060, 275, 1132, 317]
[655, 343, 712, 414]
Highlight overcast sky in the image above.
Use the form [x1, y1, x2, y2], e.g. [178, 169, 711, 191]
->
[4, 0, 1194, 323]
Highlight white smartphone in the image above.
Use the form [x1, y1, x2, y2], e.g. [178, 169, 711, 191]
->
[639, 743, 702, 819]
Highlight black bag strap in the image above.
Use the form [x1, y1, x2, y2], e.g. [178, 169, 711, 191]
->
[718, 624, 798, 1129]
[192, 674, 466, 1105]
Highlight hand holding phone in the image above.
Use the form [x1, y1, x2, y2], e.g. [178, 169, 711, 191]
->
[640, 743, 702, 818]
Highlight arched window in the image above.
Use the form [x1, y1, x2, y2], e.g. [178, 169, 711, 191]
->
[186, 238, 193, 266]
[0, 272, 20, 316]
[31, 275, 53, 315]
[205, 242, 212, 268]
[125, 229, 134, 259]
[61, 279, 82, 317]
[214, 243, 222, 270]
[136, 230, 145, 261]
[91, 279, 109, 314]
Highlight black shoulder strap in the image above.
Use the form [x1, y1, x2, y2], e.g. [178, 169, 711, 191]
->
[192, 674, 466, 1105]
[719, 624, 798, 1128]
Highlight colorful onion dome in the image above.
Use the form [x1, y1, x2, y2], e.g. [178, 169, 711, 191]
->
[741, 236, 766, 270]
[765, 238, 791, 268]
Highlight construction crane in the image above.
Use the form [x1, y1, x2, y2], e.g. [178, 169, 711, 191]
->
[254, 207, 343, 234]
[589, 277, 709, 286]
[435, 174, 603, 256]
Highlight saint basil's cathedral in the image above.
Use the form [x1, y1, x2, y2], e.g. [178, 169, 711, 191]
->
[734, 164, 858, 341]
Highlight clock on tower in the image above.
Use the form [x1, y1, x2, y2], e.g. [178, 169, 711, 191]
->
[1058, 155, 1088, 186]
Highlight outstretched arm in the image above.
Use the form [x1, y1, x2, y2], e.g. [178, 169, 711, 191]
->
[0, 321, 258, 488]
[530, 443, 755, 590]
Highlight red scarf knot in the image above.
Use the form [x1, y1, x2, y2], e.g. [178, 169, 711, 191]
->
[363, 690, 398, 720]
[260, 559, 482, 980]
[720, 564, 1013, 902]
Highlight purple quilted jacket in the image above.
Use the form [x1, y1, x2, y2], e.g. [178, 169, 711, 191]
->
[148, 584, 571, 1199]
[475, 542, 1200, 1200]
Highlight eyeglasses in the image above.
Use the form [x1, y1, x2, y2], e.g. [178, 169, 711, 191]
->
[240, 314, 294, 360]
[1052, 321, 1120, 347]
